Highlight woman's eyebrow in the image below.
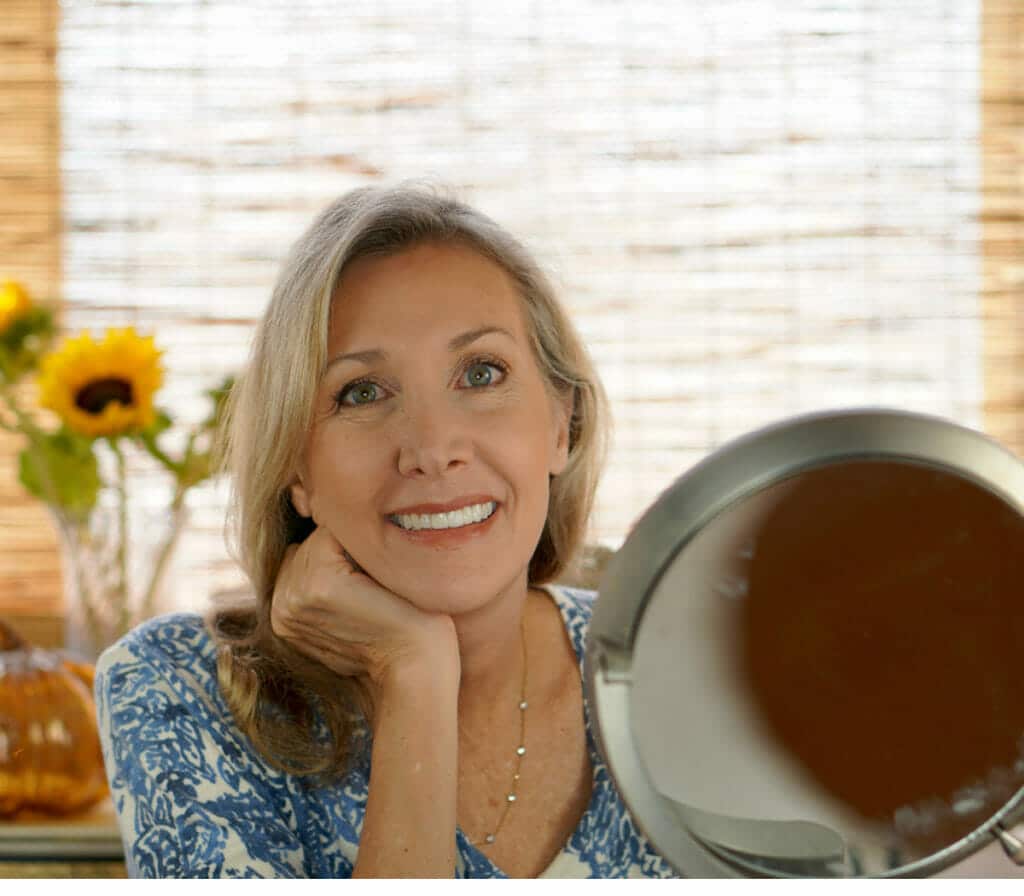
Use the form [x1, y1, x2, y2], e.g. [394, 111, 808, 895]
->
[324, 325, 516, 371]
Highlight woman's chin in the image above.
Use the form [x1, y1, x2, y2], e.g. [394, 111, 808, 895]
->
[383, 572, 523, 617]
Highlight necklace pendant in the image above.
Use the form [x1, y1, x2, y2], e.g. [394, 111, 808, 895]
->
[478, 616, 527, 853]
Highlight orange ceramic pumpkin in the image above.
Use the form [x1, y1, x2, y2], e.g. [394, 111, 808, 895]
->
[0, 619, 109, 816]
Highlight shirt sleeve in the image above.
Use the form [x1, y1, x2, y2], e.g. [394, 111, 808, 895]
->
[93, 616, 314, 878]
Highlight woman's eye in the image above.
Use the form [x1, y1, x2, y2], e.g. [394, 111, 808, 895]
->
[462, 361, 505, 388]
[337, 381, 382, 407]
[335, 361, 504, 408]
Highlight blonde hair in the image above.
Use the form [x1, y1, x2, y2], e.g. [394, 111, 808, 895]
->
[211, 181, 610, 778]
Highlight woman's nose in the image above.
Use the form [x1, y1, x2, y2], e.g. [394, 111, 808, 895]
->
[395, 400, 473, 478]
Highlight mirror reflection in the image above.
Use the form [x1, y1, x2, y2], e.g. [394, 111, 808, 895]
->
[631, 459, 1024, 877]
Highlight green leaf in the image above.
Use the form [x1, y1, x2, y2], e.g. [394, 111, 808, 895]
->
[0, 307, 56, 381]
[177, 450, 214, 490]
[18, 429, 100, 521]
[142, 409, 174, 438]
[200, 375, 235, 432]
[136, 409, 181, 475]
[164, 374, 235, 492]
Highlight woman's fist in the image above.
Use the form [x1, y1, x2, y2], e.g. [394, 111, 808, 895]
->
[270, 527, 460, 694]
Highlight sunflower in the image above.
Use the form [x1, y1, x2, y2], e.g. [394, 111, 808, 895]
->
[39, 328, 164, 438]
[0, 281, 32, 334]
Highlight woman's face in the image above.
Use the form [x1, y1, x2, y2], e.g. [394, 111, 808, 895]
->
[290, 241, 572, 614]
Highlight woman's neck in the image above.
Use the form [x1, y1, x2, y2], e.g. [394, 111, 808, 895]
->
[454, 580, 541, 724]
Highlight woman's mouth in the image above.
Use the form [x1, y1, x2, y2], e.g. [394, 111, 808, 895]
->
[389, 501, 497, 532]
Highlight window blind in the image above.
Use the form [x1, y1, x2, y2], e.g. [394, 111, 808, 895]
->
[0, 0, 63, 625]
[44, 0, 1014, 615]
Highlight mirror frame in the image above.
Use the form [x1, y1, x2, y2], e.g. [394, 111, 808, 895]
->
[584, 407, 1024, 878]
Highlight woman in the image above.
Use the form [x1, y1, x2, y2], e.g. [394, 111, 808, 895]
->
[95, 183, 677, 878]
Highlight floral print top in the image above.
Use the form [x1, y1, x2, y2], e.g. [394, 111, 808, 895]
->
[94, 584, 678, 878]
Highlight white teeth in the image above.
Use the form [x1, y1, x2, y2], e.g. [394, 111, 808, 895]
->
[393, 501, 496, 532]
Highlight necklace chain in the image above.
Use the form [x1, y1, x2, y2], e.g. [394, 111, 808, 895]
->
[472, 613, 528, 848]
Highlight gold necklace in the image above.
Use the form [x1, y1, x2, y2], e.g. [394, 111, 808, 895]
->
[472, 614, 528, 847]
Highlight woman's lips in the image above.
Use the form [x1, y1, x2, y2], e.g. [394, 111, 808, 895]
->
[387, 502, 500, 547]
[386, 494, 499, 516]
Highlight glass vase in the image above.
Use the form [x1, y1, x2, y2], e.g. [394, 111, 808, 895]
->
[53, 496, 187, 661]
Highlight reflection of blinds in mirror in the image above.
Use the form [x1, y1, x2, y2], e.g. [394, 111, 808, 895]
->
[55, 0, 986, 611]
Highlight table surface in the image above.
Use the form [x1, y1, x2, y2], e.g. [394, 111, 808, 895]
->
[0, 859, 127, 878]
[0, 796, 125, 875]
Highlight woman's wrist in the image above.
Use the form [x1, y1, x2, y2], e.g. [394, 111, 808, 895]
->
[370, 615, 459, 687]
[368, 642, 460, 727]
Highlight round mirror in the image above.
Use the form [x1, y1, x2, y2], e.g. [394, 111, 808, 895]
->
[585, 409, 1024, 877]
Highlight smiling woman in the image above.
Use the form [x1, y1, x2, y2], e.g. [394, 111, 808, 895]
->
[289, 242, 575, 618]
[91, 183, 677, 878]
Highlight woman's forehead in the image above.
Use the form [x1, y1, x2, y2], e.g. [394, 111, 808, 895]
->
[327, 243, 531, 351]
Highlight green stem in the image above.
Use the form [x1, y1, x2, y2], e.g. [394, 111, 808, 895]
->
[58, 514, 108, 657]
[0, 386, 45, 439]
[0, 385, 62, 508]
[139, 487, 188, 620]
[110, 439, 132, 639]
[138, 428, 181, 476]
[0, 383, 108, 652]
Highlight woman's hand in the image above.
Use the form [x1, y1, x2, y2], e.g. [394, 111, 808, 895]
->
[269, 526, 460, 696]
[273, 526, 461, 877]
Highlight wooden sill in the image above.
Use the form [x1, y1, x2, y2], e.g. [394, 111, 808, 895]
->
[2, 613, 63, 649]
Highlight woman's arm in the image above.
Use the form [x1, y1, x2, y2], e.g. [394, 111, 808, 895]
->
[95, 617, 314, 878]
[352, 658, 459, 878]
[270, 526, 463, 877]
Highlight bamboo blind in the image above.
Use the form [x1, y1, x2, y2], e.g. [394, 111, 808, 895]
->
[982, 0, 1024, 451]
[0, 0, 62, 632]
[0, 0, 1021, 630]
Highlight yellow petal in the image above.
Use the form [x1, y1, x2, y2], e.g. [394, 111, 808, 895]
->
[0, 280, 32, 334]
[38, 327, 166, 438]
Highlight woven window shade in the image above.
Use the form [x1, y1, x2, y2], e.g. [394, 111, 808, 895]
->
[1, 0, 1021, 623]
[0, 0, 63, 627]
[981, 0, 1024, 449]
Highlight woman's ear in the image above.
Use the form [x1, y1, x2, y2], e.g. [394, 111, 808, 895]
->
[289, 479, 313, 518]
[549, 389, 573, 477]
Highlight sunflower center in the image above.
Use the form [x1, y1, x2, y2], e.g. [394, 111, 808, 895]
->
[75, 378, 135, 414]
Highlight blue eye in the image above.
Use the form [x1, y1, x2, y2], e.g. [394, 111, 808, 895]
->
[335, 357, 506, 409]
[337, 381, 382, 407]
[462, 360, 505, 388]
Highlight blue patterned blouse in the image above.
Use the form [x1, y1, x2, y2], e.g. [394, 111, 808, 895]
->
[94, 584, 678, 878]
